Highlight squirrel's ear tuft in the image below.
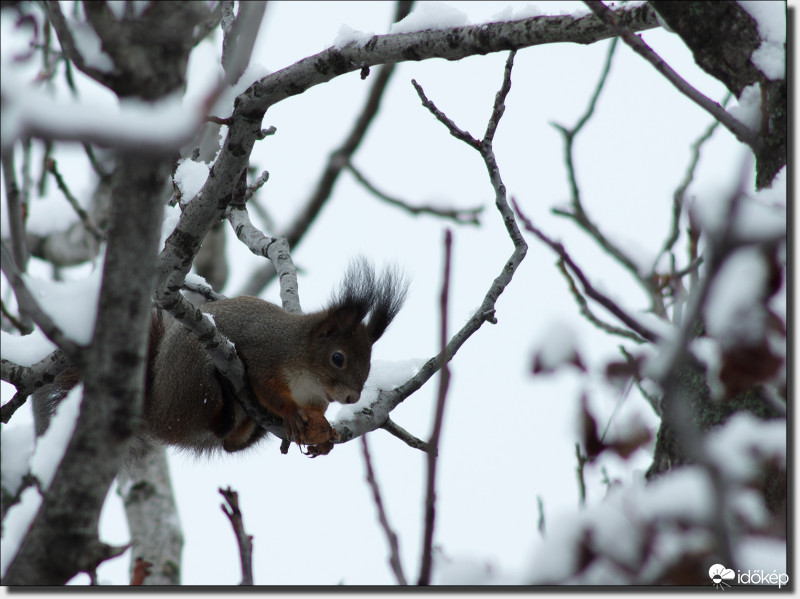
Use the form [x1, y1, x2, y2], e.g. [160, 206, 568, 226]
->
[328, 258, 408, 343]
[367, 264, 408, 342]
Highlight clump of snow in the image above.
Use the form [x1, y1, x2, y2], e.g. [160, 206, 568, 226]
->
[734, 537, 787, 579]
[704, 412, 785, 483]
[212, 62, 271, 119]
[67, 18, 114, 73]
[738, 0, 786, 80]
[704, 247, 768, 349]
[0, 487, 42, 576]
[689, 337, 724, 398]
[690, 184, 785, 245]
[22, 261, 103, 345]
[364, 358, 426, 392]
[333, 24, 375, 49]
[329, 358, 425, 424]
[728, 83, 762, 132]
[2, 76, 203, 152]
[751, 42, 785, 80]
[174, 157, 210, 204]
[739, 1, 786, 44]
[390, 2, 469, 34]
[530, 320, 583, 373]
[160, 203, 182, 248]
[432, 553, 520, 584]
[30, 383, 83, 490]
[1, 418, 35, 496]
[0, 328, 58, 367]
[491, 4, 542, 22]
[527, 466, 715, 584]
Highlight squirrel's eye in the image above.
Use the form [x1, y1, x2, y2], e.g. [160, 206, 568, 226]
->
[332, 351, 345, 368]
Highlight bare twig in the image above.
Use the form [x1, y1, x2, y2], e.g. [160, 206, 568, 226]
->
[361, 436, 408, 585]
[537, 495, 546, 537]
[219, 487, 254, 585]
[1, 299, 33, 335]
[45, 158, 104, 243]
[380, 418, 430, 453]
[345, 160, 483, 225]
[549, 36, 647, 287]
[557, 260, 647, 343]
[239, 1, 416, 297]
[652, 95, 731, 274]
[584, 1, 758, 149]
[220, 1, 265, 86]
[575, 443, 588, 506]
[82, 142, 109, 179]
[225, 171, 301, 314]
[418, 228, 453, 587]
[332, 52, 528, 442]
[412, 80, 480, 148]
[0, 240, 83, 360]
[513, 199, 658, 343]
[244, 170, 270, 202]
[130, 558, 153, 586]
[2, 153, 30, 273]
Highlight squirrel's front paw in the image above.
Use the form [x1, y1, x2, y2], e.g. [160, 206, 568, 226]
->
[283, 407, 337, 449]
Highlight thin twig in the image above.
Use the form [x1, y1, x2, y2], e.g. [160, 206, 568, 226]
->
[653, 94, 731, 274]
[411, 80, 481, 149]
[575, 443, 587, 506]
[346, 160, 482, 225]
[513, 199, 659, 343]
[82, 142, 108, 179]
[380, 418, 430, 453]
[537, 495, 546, 538]
[584, 0, 758, 149]
[219, 487, 254, 586]
[225, 171, 301, 314]
[2, 153, 30, 274]
[557, 259, 647, 343]
[244, 170, 270, 202]
[332, 51, 528, 442]
[240, 2, 417, 297]
[361, 436, 408, 585]
[1, 299, 33, 334]
[0, 240, 82, 360]
[550, 37, 649, 290]
[418, 228, 453, 587]
[45, 158, 104, 243]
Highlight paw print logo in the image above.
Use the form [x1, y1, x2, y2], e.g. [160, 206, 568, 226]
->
[709, 563, 735, 590]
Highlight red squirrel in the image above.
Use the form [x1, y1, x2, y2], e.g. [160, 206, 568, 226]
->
[32, 261, 407, 458]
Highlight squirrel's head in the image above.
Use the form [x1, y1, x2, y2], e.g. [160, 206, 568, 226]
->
[304, 260, 408, 406]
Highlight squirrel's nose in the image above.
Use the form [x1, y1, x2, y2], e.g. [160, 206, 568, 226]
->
[345, 392, 360, 404]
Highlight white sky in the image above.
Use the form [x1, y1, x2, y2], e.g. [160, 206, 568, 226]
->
[0, 0, 790, 587]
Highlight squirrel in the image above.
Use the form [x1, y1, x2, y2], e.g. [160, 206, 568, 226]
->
[30, 260, 407, 458]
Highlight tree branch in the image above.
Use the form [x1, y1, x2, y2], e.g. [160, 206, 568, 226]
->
[584, 1, 758, 149]
[0, 240, 83, 361]
[418, 229, 453, 586]
[219, 487, 254, 586]
[361, 436, 407, 585]
[334, 51, 527, 450]
[345, 160, 483, 225]
[512, 199, 659, 344]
